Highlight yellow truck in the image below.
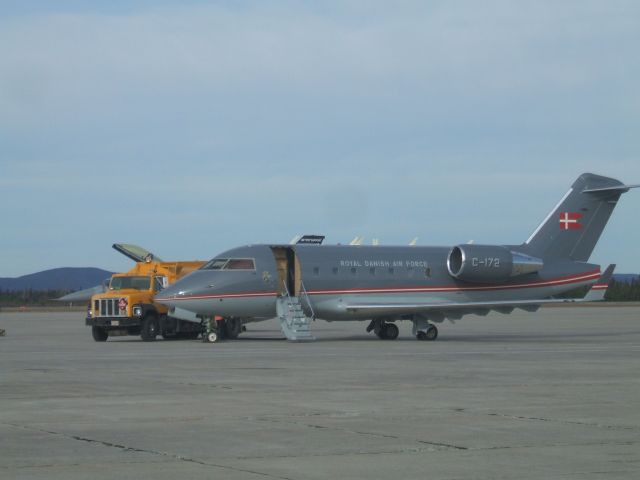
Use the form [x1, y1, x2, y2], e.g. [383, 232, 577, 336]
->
[85, 244, 205, 342]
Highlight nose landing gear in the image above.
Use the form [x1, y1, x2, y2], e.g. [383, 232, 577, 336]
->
[201, 316, 246, 343]
[202, 316, 224, 343]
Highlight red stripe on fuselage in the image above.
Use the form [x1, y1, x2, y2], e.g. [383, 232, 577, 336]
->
[157, 291, 275, 302]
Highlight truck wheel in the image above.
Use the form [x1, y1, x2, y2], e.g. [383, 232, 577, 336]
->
[141, 315, 158, 342]
[92, 326, 108, 342]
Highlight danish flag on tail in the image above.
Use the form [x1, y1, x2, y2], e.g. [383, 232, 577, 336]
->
[524, 173, 639, 262]
[559, 212, 583, 230]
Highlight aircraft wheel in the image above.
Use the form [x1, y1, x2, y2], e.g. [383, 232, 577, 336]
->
[416, 325, 438, 341]
[384, 323, 399, 340]
[425, 325, 438, 340]
[207, 332, 219, 343]
[140, 315, 158, 342]
[92, 326, 108, 342]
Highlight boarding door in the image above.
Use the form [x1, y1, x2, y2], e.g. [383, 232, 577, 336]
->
[271, 247, 302, 297]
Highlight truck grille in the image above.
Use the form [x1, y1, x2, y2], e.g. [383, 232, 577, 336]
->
[95, 298, 128, 317]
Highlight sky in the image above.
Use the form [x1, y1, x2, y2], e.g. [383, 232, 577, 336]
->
[1, 0, 639, 277]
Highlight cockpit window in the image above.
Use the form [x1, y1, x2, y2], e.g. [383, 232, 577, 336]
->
[225, 258, 255, 270]
[201, 258, 255, 271]
[202, 258, 228, 270]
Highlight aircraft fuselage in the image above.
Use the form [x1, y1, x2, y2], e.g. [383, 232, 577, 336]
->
[156, 244, 599, 322]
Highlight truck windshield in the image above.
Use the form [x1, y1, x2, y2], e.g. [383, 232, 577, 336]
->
[110, 276, 151, 290]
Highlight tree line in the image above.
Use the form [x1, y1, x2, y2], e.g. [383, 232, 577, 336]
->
[0, 289, 73, 307]
[604, 279, 640, 301]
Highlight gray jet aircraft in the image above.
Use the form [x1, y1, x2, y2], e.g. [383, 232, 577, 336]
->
[156, 173, 638, 342]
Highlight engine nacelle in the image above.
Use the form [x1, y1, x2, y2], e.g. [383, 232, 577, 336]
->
[447, 245, 543, 284]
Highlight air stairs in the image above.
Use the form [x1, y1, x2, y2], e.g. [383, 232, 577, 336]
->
[276, 296, 315, 342]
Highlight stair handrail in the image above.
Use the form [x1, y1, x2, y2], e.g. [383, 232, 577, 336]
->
[300, 280, 316, 320]
[282, 279, 291, 299]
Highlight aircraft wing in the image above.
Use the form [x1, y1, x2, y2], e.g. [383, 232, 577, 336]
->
[345, 266, 617, 317]
[345, 297, 589, 318]
[56, 284, 106, 303]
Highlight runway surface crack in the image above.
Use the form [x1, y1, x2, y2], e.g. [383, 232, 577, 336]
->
[2, 422, 294, 480]
[253, 417, 468, 451]
[485, 412, 639, 430]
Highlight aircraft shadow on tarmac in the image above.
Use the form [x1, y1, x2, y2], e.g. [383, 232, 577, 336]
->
[104, 328, 640, 343]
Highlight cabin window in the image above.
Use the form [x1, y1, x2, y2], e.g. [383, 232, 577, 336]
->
[388, 267, 394, 275]
[369, 267, 376, 276]
[425, 267, 431, 278]
[313, 267, 320, 276]
[350, 267, 357, 275]
[225, 258, 256, 270]
[332, 267, 338, 275]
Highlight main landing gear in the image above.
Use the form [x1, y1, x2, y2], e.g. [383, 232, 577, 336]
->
[416, 324, 438, 341]
[412, 318, 438, 341]
[366, 319, 399, 340]
[367, 318, 439, 341]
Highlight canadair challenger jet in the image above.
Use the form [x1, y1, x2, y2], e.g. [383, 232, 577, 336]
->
[156, 173, 638, 342]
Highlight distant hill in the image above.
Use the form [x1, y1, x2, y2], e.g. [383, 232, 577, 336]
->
[0, 268, 113, 291]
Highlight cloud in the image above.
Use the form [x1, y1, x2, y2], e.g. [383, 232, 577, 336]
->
[0, 1, 639, 275]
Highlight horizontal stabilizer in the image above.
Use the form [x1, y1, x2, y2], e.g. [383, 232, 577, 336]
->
[582, 264, 616, 301]
[582, 184, 640, 194]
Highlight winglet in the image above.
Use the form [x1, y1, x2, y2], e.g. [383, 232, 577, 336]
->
[582, 264, 616, 301]
[350, 236, 365, 246]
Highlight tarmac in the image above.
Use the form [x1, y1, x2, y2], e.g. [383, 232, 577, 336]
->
[1, 307, 639, 480]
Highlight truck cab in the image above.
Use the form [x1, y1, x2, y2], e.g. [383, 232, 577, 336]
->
[86, 247, 204, 342]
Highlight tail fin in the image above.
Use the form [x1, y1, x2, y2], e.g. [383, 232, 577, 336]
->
[522, 173, 638, 261]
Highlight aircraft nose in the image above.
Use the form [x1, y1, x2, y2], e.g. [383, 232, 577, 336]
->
[155, 282, 181, 305]
[154, 270, 214, 313]
[155, 275, 196, 306]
